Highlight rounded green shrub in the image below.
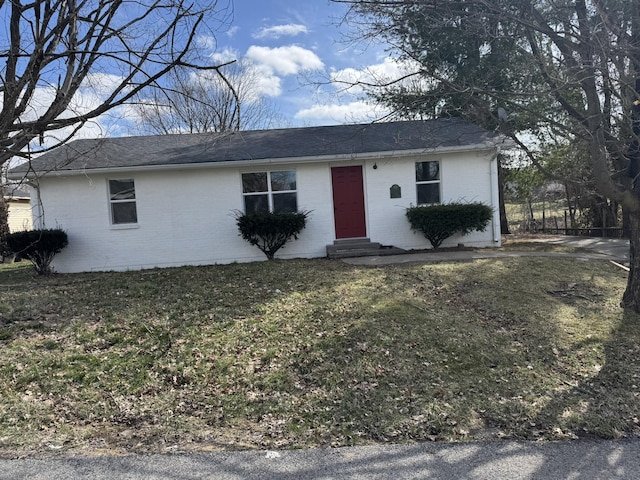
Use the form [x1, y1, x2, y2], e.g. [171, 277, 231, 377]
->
[5, 228, 68, 275]
[406, 202, 493, 248]
[236, 211, 310, 260]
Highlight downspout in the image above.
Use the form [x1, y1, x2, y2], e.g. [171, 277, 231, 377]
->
[27, 180, 44, 229]
[490, 151, 501, 244]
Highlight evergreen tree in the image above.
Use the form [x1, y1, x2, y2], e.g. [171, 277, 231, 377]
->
[336, 0, 640, 311]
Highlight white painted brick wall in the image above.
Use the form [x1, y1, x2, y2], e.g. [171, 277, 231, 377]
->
[39, 150, 499, 273]
[364, 150, 499, 250]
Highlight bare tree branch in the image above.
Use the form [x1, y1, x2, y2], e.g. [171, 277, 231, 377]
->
[134, 59, 284, 134]
[0, 0, 232, 165]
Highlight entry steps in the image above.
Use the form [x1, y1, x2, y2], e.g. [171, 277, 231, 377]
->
[326, 238, 406, 259]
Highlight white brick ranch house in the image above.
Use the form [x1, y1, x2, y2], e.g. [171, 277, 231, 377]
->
[9, 119, 503, 273]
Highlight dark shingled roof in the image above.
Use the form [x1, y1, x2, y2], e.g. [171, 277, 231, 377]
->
[2, 185, 30, 199]
[11, 119, 497, 175]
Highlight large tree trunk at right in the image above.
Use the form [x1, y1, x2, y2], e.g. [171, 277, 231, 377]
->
[622, 212, 640, 311]
[622, 2, 640, 310]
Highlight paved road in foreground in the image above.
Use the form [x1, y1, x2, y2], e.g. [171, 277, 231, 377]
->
[1, 439, 639, 479]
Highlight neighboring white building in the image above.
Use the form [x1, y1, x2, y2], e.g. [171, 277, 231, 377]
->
[4, 186, 32, 233]
[9, 119, 503, 273]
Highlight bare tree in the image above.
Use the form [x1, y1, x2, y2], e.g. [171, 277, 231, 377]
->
[335, 0, 640, 311]
[135, 61, 284, 134]
[0, 0, 233, 167]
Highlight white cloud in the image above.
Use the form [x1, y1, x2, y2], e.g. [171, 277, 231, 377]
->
[331, 57, 421, 95]
[26, 107, 132, 154]
[288, 56, 423, 126]
[79, 72, 129, 98]
[295, 101, 390, 125]
[16, 73, 127, 125]
[246, 45, 323, 76]
[210, 47, 240, 65]
[206, 50, 284, 98]
[253, 24, 308, 39]
[250, 66, 283, 97]
[196, 35, 217, 51]
[239, 45, 324, 98]
[226, 26, 240, 38]
[10, 72, 138, 155]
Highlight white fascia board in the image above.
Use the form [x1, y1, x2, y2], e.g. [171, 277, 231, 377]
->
[18, 141, 499, 178]
[3, 195, 30, 201]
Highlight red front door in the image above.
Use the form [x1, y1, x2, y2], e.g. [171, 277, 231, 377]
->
[331, 165, 366, 239]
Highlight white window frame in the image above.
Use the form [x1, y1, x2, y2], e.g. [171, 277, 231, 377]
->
[415, 160, 441, 205]
[108, 178, 138, 226]
[241, 170, 297, 214]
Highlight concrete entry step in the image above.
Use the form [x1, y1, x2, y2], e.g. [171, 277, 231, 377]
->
[326, 238, 406, 259]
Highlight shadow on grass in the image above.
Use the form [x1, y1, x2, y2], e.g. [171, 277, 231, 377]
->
[279, 257, 639, 444]
[530, 309, 640, 439]
[1, 256, 639, 458]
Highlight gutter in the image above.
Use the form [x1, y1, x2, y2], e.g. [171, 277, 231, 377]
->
[9, 141, 501, 179]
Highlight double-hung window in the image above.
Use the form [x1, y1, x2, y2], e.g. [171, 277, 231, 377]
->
[242, 170, 297, 214]
[415, 161, 440, 205]
[108, 179, 138, 225]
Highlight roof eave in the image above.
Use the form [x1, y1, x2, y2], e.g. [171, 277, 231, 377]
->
[3, 196, 30, 201]
[10, 141, 499, 178]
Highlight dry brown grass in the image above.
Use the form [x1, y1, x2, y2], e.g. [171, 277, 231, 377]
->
[1, 256, 639, 457]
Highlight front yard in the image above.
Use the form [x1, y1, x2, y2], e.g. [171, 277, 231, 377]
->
[1, 255, 639, 457]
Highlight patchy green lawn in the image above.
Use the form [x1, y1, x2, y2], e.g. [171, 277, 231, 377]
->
[1, 255, 639, 457]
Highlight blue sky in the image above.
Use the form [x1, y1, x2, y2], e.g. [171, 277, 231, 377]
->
[197, 0, 397, 127]
[15, 0, 414, 148]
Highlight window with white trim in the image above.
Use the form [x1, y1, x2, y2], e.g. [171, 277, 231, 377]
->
[242, 170, 297, 214]
[108, 179, 138, 224]
[415, 161, 440, 204]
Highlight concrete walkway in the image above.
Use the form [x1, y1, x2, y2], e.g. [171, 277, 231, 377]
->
[510, 235, 629, 259]
[342, 235, 630, 267]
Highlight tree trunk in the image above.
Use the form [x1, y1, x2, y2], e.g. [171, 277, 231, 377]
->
[623, 207, 631, 238]
[498, 160, 510, 234]
[622, 1, 640, 310]
[622, 212, 640, 311]
[0, 187, 9, 259]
